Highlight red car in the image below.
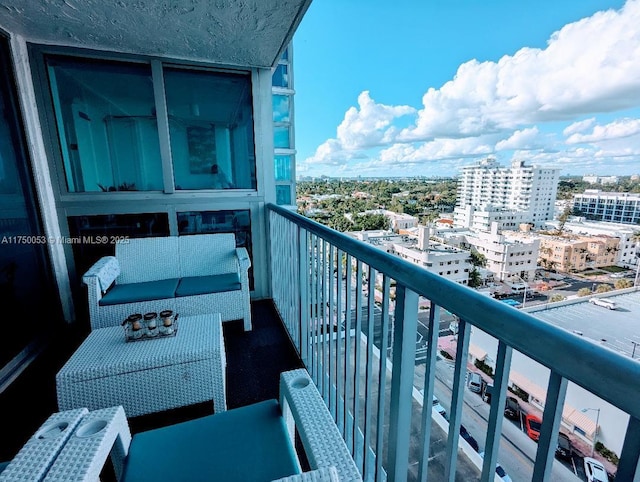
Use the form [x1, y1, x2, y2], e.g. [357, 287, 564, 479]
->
[524, 414, 542, 441]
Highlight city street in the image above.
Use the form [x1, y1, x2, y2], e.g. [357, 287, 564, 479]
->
[338, 272, 623, 482]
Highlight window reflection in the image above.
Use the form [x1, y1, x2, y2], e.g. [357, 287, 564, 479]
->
[274, 155, 292, 181]
[46, 57, 162, 193]
[272, 64, 289, 88]
[276, 185, 292, 205]
[273, 95, 290, 123]
[274, 126, 290, 149]
[164, 68, 256, 190]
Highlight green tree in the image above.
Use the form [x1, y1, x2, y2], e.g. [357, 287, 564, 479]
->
[353, 213, 389, 231]
[469, 249, 487, 268]
[468, 267, 482, 288]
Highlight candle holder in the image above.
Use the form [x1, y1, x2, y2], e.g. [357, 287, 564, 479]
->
[123, 311, 178, 342]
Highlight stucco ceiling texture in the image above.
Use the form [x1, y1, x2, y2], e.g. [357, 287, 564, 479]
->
[0, 0, 311, 68]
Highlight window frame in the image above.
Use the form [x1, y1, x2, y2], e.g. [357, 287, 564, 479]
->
[32, 45, 261, 200]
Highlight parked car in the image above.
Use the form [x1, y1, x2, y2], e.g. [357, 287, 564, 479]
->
[589, 297, 617, 310]
[479, 451, 513, 482]
[524, 414, 542, 441]
[467, 372, 482, 393]
[583, 456, 608, 482]
[459, 424, 479, 452]
[555, 432, 573, 460]
[432, 395, 447, 419]
[504, 396, 520, 419]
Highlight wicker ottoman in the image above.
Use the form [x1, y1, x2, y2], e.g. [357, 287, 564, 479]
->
[56, 314, 226, 417]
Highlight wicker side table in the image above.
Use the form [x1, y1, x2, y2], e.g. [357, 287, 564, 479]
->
[56, 313, 226, 417]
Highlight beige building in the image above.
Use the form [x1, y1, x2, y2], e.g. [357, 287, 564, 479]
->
[538, 234, 620, 272]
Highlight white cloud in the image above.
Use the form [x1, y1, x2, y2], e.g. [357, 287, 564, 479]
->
[399, 0, 640, 141]
[495, 127, 541, 151]
[301, 1, 640, 176]
[565, 118, 640, 144]
[379, 137, 495, 164]
[563, 118, 596, 136]
[335, 91, 415, 150]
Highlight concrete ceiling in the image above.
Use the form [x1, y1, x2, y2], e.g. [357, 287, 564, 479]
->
[0, 0, 312, 68]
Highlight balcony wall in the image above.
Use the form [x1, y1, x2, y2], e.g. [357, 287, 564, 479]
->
[267, 203, 640, 482]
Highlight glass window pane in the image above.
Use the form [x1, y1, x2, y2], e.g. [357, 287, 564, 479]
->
[273, 94, 290, 123]
[274, 126, 290, 149]
[276, 185, 292, 205]
[280, 48, 289, 61]
[164, 68, 256, 190]
[274, 155, 292, 181]
[46, 57, 163, 193]
[272, 64, 289, 88]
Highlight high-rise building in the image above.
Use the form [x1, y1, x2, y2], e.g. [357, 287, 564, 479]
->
[572, 190, 640, 225]
[454, 158, 560, 230]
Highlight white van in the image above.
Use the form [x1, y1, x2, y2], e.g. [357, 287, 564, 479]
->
[467, 372, 482, 393]
[589, 298, 617, 310]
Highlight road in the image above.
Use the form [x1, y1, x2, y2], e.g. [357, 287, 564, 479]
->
[339, 277, 601, 481]
[420, 359, 583, 482]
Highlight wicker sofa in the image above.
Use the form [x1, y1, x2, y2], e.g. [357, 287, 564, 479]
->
[82, 233, 251, 331]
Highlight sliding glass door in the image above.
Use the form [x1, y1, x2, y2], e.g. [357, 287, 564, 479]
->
[0, 36, 60, 370]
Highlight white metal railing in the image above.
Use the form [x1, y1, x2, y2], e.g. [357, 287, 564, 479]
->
[267, 204, 640, 482]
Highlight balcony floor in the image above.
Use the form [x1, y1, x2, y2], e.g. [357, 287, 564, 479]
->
[0, 299, 304, 464]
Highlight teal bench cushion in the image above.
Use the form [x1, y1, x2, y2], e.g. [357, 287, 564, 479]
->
[99, 278, 180, 306]
[175, 273, 241, 297]
[122, 399, 300, 482]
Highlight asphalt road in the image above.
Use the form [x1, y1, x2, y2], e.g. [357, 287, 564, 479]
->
[338, 276, 617, 481]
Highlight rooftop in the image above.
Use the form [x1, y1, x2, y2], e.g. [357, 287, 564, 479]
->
[526, 291, 640, 359]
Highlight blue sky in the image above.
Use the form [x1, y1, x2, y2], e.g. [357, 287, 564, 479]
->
[292, 0, 640, 178]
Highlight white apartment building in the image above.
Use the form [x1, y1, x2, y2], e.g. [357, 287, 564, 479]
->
[467, 226, 540, 282]
[454, 205, 530, 232]
[350, 227, 472, 285]
[435, 224, 540, 282]
[454, 158, 560, 229]
[545, 217, 639, 268]
[572, 190, 640, 225]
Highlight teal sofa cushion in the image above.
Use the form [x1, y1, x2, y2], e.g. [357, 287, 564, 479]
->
[122, 399, 300, 482]
[175, 273, 241, 297]
[99, 278, 180, 306]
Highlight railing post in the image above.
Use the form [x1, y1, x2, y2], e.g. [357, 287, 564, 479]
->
[417, 303, 442, 482]
[617, 416, 640, 482]
[481, 341, 513, 482]
[298, 227, 309, 366]
[445, 317, 471, 482]
[387, 284, 418, 482]
[532, 371, 568, 482]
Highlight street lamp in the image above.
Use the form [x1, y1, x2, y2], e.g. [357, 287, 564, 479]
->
[581, 407, 601, 457]
[512, 273, 528, 308]
[634, 243, 640, 287]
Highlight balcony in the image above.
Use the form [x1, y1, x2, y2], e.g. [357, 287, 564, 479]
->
[1, 204, 640, 481]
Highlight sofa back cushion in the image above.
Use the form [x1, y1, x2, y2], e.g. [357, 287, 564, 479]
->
[178, 233, 238, 277]
[116, 236, 180, 284]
